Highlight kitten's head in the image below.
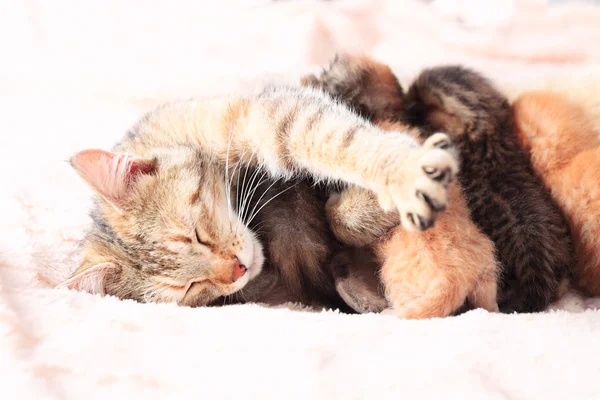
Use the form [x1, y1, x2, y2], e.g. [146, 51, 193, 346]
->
[301, 53, 406, 123]
[61, 148, 264, 306]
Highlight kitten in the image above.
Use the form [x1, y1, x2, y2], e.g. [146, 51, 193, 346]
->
[404, 65, 575, 312]
[302, 55, 500, 318]
[230, 177, 355, 311]
[513, 91, 600, 307]
[58, 85, 458, 308]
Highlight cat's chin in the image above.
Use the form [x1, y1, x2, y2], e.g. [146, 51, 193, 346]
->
[237, 230, 265, 282]
[246, 241, 264, 281]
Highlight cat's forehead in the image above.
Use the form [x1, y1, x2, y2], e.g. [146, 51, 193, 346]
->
[138, 164, 225, 230]
[152, 177, 203, 224]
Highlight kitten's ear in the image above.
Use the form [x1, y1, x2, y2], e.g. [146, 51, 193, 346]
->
[57, 262, 118, 295]
[69, 149, 156, 212]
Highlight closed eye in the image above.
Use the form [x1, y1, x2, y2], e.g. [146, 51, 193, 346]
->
[195, 229, 211, 247]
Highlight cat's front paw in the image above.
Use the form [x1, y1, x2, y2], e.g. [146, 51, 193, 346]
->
[376, 133, 458, 232]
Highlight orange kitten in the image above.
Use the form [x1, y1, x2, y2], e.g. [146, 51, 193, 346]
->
[328, 120, 500, 319]
[513, 91, 600, 307]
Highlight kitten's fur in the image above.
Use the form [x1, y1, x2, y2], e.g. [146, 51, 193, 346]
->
[306, 54, 574, 313]
[406, 64, 575, 312]
[303, 55, 500, 318]
[59, 86, 458, 308]
[513, 91, 600, 307]
[230, 178, 354, 311]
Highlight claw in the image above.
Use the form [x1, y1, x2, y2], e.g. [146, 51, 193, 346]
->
[433, 138, 451, 150]
[416, 190, 446, 212]
[417, 214, 433, 231]
[423, 166, 437, 175]
[422, 166, 451, 184]
[425, 132, 453, 150]
[435, 168, 451, 184]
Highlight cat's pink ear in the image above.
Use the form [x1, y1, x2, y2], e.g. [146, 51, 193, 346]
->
[69, 149, 156, 211]
[58, 262, 118, 295]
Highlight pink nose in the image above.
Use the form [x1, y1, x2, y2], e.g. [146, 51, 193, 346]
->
[232, 258, 247, 282]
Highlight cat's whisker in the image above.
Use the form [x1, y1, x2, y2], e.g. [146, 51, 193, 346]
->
[237, 151, 257, 234]
[235, 164, 242, 217]
[240, 163, 266, 225]
[252, 220, 267, 230]
[231, 148, 250, 236]
[228, 149, 247, 191]
[248, 169, 269, 214]
[246, 181, 301, 227]
[224, 127, 235, 225]
[234, 168, 243, 237]
[249, 220, 267, 236]
[227, 161, 241, 233]
[235, 152, 255, 236]
[236, 166, 246, 235]
[239, 163, 259, 223]
[243, 176, 268, 226]
[243, 177, 282, 230]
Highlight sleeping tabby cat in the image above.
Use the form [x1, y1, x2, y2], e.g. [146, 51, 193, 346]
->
[59, 85, 458, 308]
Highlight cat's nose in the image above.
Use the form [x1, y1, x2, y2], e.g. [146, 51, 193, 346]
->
[232, 258, 247, 282]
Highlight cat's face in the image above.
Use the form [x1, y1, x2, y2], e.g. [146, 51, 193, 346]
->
[62, 148, 264, 306]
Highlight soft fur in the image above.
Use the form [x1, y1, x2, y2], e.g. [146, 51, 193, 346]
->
[404, 64, 575, 313]
[303, 55, 500, 318]
[231, 177, 352, 311]
[305, 53, 576, 314]
[4, 2, 600, 398]
[513, 91, 600, 302]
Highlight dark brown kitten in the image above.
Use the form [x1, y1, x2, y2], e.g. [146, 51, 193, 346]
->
[232, 177, 358, 313]
[404, 66, 574, 312]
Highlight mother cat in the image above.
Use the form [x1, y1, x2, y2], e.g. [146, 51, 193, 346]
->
[61, 85, 457, 308]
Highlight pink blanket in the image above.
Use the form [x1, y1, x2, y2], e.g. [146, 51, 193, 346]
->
[1, 1, 600, 398]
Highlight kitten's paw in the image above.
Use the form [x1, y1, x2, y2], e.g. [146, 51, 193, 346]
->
[377, 133, 459, 232]
[585, 297, 600, 310]
[380, 307, 420, 319]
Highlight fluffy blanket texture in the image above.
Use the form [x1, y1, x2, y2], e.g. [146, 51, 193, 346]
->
[1, 0, 600, 398]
